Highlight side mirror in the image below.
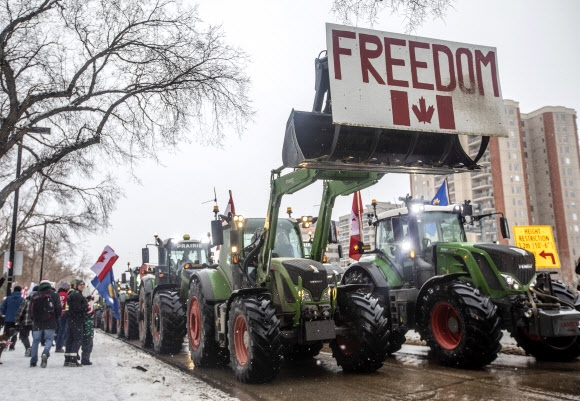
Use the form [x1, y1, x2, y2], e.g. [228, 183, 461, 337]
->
[129, 275, 135, 290]
[121, 273, 127, 284]
[142, 248, 149, 264]
[337, 244, 343, 259]
[328, 220, 338, 244]
[211, 220, 224, 247]
[575, 257, 580, 275]
[499, 217, 510, 239]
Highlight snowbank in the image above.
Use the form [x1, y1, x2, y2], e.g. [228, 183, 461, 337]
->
[1, 331, 236, 401]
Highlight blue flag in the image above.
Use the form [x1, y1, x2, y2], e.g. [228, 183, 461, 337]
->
[92, 268, 120, 319]
[431, 179, 449, 206]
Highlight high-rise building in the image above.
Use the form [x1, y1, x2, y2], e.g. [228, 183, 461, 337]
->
[411, 100, 579, 284]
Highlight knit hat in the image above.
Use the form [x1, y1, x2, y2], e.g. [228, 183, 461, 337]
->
[60, 281, 70, 288]
[40, 278, 50, 285]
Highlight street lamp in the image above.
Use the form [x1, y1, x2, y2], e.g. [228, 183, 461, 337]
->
[39, 220, 61, 282]
[6, 126, 51, 296]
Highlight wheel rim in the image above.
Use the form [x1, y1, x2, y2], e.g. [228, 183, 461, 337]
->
[139, 299, 146, 335]
[153, 303, 161, 341]
[189, 297, 201, 350]
[431, 301, 461, 350]
[233, 315, 249, 365]
[336, 335, 358, 357]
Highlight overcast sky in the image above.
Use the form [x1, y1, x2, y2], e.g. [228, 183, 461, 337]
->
[83, 0, 580, 275]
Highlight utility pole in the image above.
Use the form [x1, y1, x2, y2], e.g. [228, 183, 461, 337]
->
[39, 220, 60, 282]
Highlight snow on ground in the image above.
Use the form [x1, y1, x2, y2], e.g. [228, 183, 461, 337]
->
[1, 331, 236, 401]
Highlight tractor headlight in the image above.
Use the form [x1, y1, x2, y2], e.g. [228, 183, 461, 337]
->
[321, 288, 331, 302]
[501, 274, 521, 290]
[297, 289, 312, 302]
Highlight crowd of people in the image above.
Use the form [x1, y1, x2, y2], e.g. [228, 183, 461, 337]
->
[0, 277, 95, 368]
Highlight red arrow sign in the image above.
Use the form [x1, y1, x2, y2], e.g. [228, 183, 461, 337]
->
[539, 250, 555, 265]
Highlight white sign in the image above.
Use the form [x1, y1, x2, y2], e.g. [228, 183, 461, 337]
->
[326, 23, 508, 137]
[3, 251, 23, 276]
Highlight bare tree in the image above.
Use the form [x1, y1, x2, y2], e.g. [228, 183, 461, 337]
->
[0, 0, 253, 213]
[331, 0, 454, 32]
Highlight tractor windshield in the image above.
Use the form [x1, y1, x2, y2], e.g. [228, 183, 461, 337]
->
[168, 243, 208, 268]
[376, 211, 466, 261]
[242, 218, 304, 258]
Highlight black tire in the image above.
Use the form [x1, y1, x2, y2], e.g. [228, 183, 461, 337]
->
[283, 342, 323, 361]
[330, 292, 390, 373]
[151, 291, 186, 354]
[103, 307, 110, 333]
[139, 286, 153, 348]
[124, 301, 140, 340]
[416, 280, 502, 368]
[513, 280, 580, 361]
[228, 296, 282, 383]
[117, 303, 125, 338]
[187, 279, 229, 367]
[94, 309, 103, 330]
[343, 267, 406, 355]
[108, 307, 117, 335]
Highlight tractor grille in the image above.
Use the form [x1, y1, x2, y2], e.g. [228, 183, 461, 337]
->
[474, 243, 536, 285]
[281, 259, 328, 302]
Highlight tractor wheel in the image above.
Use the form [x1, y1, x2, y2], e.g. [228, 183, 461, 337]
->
[94, 309, 102, 330]
[107, 307, 117, 335]
[343, 267, 406, 355]
[151, 291, 186, 354]
[416, 280, 502, 368]
[228, 296, 282, 383]
[283, 342, 323, 361]
[103, 307, 110, 333]
[330, 292, 390, 373]
[513, 280, 580, 361]
[138, 287, 153, 348]
[124, 302, 140, 340]
[117, 303, 125, 338]
[187, 279, 229, 367]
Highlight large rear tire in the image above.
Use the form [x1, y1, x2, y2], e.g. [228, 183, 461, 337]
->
[343, 267, 406, 355]
[151, 291, 186, 354]
[416, 280, 502, 368]
[187, 279, 229, 367]
[124, 302, 140, 340]
[513, 280, 580, 361]
[108, 307, 117, 335]
[139, 287, 153, 348]
[94, 309, 102, 329]
[117, 303, 125, 338]
[330, 292, 390, 373]
[228, 296, 282, 383]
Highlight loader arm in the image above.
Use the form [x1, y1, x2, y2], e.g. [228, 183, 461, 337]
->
[310, 171, 384, 261]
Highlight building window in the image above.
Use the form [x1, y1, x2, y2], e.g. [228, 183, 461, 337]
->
[573, 214, 578, 221]
[565, 158, 571, 164]
[508, 108, 514, 115]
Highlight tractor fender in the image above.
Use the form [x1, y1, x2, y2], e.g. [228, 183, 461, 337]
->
[189, 269, 231, 302]
[414, 272, 468, 321]
[151, 283, 180, 298]
[342, 262, 390, 289]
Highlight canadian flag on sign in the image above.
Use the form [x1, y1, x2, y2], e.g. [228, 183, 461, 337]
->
[349, 191, 364, 261]
[391, 90, 456, 130]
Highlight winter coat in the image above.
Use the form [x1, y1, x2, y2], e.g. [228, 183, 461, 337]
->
[67, 289, 88, 323]
[31, 283, 61, 331]
[15, 297, 33, 327]
[0, 290, 24, 322]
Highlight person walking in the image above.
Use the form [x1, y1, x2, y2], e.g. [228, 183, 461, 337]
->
[64, 279, 87, 367]
[0, 285, 24, 351]
[15, 285, 36, 357]
[29, 279, 61, 367]
[55, 281, 70, 352]
[81, 300, 95, 365]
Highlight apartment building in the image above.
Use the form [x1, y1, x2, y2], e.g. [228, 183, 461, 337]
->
[411, 100, 579, 283]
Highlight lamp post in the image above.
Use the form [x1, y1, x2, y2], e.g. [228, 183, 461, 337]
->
[39, 220, 60, 282]
[6, 126, 51, 296]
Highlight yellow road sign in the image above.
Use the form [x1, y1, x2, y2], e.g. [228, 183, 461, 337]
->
[513, 225, 560, 269]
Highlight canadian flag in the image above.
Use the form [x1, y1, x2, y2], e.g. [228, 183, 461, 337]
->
[391, 90, 456, 130]
[224, 190, 236, 218]
[90, 245, 119, 284]
[349, 191, 364, 261]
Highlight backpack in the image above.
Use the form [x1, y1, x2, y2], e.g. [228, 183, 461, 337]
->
[31, 292, 55, 322]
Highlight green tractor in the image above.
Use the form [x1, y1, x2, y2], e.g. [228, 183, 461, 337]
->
[188, 168, 391, 383]
[138, 234, 212, 354]
[341, 196, 580, 367]
[117, 263, 141, 340]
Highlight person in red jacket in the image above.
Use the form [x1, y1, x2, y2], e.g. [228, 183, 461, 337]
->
[55, 281, 70, 352]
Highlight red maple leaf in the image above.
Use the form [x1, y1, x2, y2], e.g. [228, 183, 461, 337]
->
[412, 97, 435, 124]
[97, 250, 108, 263]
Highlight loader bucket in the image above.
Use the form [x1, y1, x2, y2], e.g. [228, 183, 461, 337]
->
[283, 110, 489, 175]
